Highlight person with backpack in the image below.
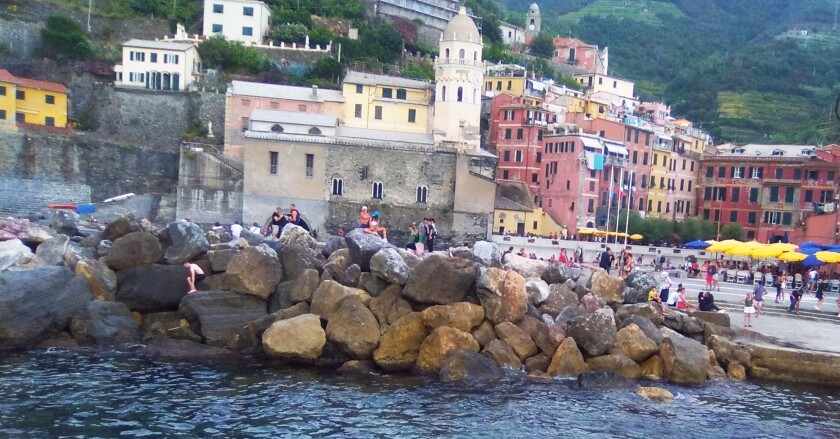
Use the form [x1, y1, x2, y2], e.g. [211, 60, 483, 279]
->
[655, 250, 665, 272]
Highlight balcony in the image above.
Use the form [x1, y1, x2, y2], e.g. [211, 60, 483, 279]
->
[652, 142, 671, 152]
[604, 156, 628, 167]
[436, 58, 484, 68]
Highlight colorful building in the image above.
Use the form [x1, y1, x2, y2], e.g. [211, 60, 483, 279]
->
[551, 38, 608, 75]
[203, 0, 271, 44]
[489, 93, 552, 195]
[493, 182, 563, 237]
[0, 69, 69, 128]
[342, 71, 433, 134]
[699, 144, 840, 242]
[115, 39, 202, 92]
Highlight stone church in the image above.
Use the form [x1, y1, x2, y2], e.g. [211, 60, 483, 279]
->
[236, 9, 497, 243]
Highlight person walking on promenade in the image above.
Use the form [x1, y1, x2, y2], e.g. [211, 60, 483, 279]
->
[659, 272, 673, 304]
[753, 283, 766, 317]
[815, 280, 827, 310]
[788, 285, 804, 315]
[709, 260, 720, 291]
[740, 291, 756, 327]
[599, 248, 614, 274]
[183, 261, 205, 294]
[775, 271, 788, 303]
[620, 251, 634, 279]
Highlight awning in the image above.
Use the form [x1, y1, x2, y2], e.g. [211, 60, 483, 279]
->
[604, 142, 628, 156]
[580, 136, 603, 151]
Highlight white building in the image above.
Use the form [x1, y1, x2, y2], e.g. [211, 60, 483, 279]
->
[498, 22, 525, 46]
[203, 0, 271, 44]
[115, 40, 202, 92]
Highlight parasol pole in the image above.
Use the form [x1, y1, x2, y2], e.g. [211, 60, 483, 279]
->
[606, 165, 615, 241]
[614, 167, 624, 244]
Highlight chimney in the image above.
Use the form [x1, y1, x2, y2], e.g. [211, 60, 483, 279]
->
[311, 85, 318, 98]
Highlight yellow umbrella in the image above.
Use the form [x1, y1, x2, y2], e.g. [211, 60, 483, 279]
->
[578, 229, 595, 235]
[594, 230, 607, 236]
[706, 239, 741, 252]
[615, 232, 629, 238]
[607, 231, 617, 236]
[725, 245, 755, 256]
[778, 252, 807, 262]
[769, 242, 798, 252]
[751, 246, 784, 259]
[742, 240, 767, 249]
[629, 234, 643, 240]
[815, 251, 840, 263]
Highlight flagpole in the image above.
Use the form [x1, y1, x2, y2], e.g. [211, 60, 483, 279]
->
[606, 165, 615, 238]
[624, 170, 634, 246]
[614, 167, 624, 244]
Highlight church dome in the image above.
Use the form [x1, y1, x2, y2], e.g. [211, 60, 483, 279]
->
[442, 8, 480, 42]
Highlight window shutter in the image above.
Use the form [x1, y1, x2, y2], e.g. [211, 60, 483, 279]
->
[730, 167, 735, 178]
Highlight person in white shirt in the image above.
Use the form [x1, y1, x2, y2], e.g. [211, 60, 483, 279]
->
[659, 272, 673, 304]
[230, 220, 243, 238]
[249, 222, 261, 234]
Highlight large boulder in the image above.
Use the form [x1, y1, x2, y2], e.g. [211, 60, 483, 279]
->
[471, 241, 498, 266]
[0, 266, 93, 349]
[280, 244, 324, 281]
[207, 248, 239, 272]
[140, 311, 202, 342]
[164, 220, 211, 264]
[50, 209, 79, 236]
[539, 284, 581, 318]
[373, 312, 428, 371]
[577, 370, 635, 389]
[470, 321, 497, 347]
[179, 291, 267, 348]
[402, 254, 477, 305]
[475, 267, 527, 324]
[70, 301, 141, 346]
[370, 248, 411, 285]
[525, 278, 550, 305]
[103, 213, 140, 241]
[588, 268, 625, 304]
[0, 239, 34, 271]
[566, 308, 617, 357]
[75, 259, 117, 301]
[369, 285, 412, 329]
[640, 355, 665, 380]
[440, 349, 503, 382]
[225, 244, 284, 299]
[345, 228, 388, 272]
[290, 269, 320, 303]
[659, 327, 709, 384]
[0, 218, 34, 241]
[237, 302, 310, 354]
[415, 326, 480, 374]
[624, 271, 659, 304]
[104, 231, 162, 270]
[268, 280, 294, 312]
[494, 322, 538, 360]
[35, 234, 70, 266]
[620, 315, 664, 344]
[616, 303, 665, 326]
[541, 263, 569, 285]
[481, 339, 522, 369]
[279, 224, 317, 250]
[323, 249, 351, 281]
[690, 311, 731, 328]
[517, 315, 564, 358]
[115, 265, 189, 312]
[503, 254, 548, 278]
[547, 337, 590, 377]
[310, 280, 366, 321]
[707, 335, 751, 367]
[636, 386, 674, 402]
[585, 354, 643, 379]
[323, 236, 347, 258]
[609, 323, 659, 362]
[262, 313, 326, 361]
[326, 295, 381, 359]
[420, 302, 484, 332]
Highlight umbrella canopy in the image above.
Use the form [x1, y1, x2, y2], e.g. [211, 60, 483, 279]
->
[801, 254, 827, 268]
[725, 245, 756, 256]
[742, 241, 767, 249]
[797, 242, 825, 249]
[798, 246, 821, 254]
[751, 246, 785, 259]
[578, 228, 596, 235]
[768, 242, 798, 252]
[815, 251, 840, 263]
[629, 234, 643, 240]
[685, 240, 711, 249]
[706, 239, 742, 252]
[778, 252, 807, 262]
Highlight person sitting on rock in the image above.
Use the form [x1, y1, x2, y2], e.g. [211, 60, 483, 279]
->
[249, 222, 261, 234]
[363, 211, 387, 241]
[405, 223, 423, 254]
[698, 291, 724, 313]
[183, 261, 205, 294]
[358, 206, 372, 229]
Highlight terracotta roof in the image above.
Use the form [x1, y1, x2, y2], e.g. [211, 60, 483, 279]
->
[0, 69, 68, 94]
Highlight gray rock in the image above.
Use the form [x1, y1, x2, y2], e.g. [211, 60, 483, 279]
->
[363, 272, 390, 296]
[471, 240, 498, 266]
[225, 244, 284, 299]
[280, 244, 324, 281]
[262, 314, 326, 361]
[616, 303, 665, 326]
[97, 240, 112, 258]
[70, 301, 141, 346]
[115, 264, 189, 312]
[624, 271, 659, 304]
[403, 254, 477, 305]
[370, 248, 411, 285]
[104, 231, 163, 270]
[659, 327, 709, 385]
[35, 234, 70, 266]
[440, 349, 504, 382]
[268, 280, 294, 313]
[449, 246, 473, 261]
[179, 290, 267, 349]
[345, 228, 388, 272]
[311, 280, 366, 321]
[577, 370, 634, 389]
[323, 236, 347, 258]
[369, 285, 413, 328]
[74, 259, 117, 301]
[207, 248, 239, 272]
[554, 306, 581, 329]
[620, 314, 665, 344]
[481, 339, 522, 370]
[164, 220, 211, 264]
[237, 302, 310, 355]
[290, 269, 320, 303]
[588, 268, 625, 304]
[279, 224, 317, 250]
[50, 209, 79, 236]
[525, 278, 550, 305]
[326, 295, 381, 359]
[338, 264, 361, 288]
[539, 284, 579, 318]
[541, 263, 569, 285]
[476, 267, 528, 324]
[566, 307, 617, 357]
[0, 266, 93, 349]
[517, 315, 564, 358]
[0, 239, 34, 271]
[139, 311, 202, 342]
[102, 213, 140, 241]
[503, 254, 548, 278]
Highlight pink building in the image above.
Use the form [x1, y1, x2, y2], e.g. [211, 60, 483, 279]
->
[551, 38, 608, 75]
[224, 80, 345, 159]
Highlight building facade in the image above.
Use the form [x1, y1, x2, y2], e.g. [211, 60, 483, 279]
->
[0, 69, 69, 128]
[552, 38, 608, 75]
[524, 3, 541, 44]
[203, 0, 271, 44]
[115, 40, 202, 92]
[499, 22, 525, 46]
[376, 0, 479, 42]
[342, 71, 433, 134]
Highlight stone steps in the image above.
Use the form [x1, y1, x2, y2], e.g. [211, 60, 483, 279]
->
[715, 302, 840, 324]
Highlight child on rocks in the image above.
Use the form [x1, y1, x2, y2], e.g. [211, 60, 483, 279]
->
[740, 291, 756, 327]
[183, 261, 205, 294]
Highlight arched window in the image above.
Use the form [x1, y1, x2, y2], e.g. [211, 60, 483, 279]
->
[309, 127, 322, 135]
[457, 86, 463, 102]
[445, 48, 450, 58]
[332, 178, 343, 196]
[473, 51, 478, 61]
[472, 89, 477, 104]
[459, 48, 465, 59]
[416, 185, 428, 203]
[270, 124, 284, 132]
[372, 181, 383, 199]
[441, 85, 446, 101]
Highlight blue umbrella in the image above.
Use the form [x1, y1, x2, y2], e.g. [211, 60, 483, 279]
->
[685, 240, 711, 249]
[801, 254, 827, 268]
[797, 242, 824, 249]
[799, 246, 822, 254]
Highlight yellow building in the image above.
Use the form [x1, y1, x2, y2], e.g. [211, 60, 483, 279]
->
[493, 182, 564, 237]
[483, 64, 544, 106]
[0, 69, 69, 128]
[646, 134, 673, 218]
[341, 70, 433, 134]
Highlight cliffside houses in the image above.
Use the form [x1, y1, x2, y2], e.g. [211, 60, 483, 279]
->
[114, 40, 202, 92]
[0, 69, 69, 128]
[203, 0, 271, 44]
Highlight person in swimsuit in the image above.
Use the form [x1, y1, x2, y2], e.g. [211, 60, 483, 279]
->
[358, 206, 371, 228]
[183, 261, 205, 294]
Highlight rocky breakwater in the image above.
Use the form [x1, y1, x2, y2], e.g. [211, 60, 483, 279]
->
[1, 215, 835, 387]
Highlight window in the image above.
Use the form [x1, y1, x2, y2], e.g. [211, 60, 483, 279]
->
[764, 211, 781, 225]
[372, 181, 383, 199]
[714, 210, 721, 221]
[679, 179, 685, 191]
[626, 128, 632, 142]
[829, 171, 836, 182]
[794, 169, 802, 179]
[785, 187, 794, 203]
[536, 152, 542, 163]
[682, 159, 686, 170]
[150, 53, 158, 63]
[516, 129, 523, 140]
[504, 129, 511, 140]
[730, 211, 738, 222]
[212, 24, 223, 33]
[733, 167, 743, 178]
[0, 85, 5, 95]
[808, 170, 819, 180]
[353, 104, 362, 118]
[732, 188, 740, 202]
[243, 6, 254, 15]
[718, 167, 726, 178]
[416, 185, 428, 203]
[129, 51, 145, 61]
[643, 153, 648, 165]
[457, 86, 463, 102]
[566, 180, 570, 189]
[507, 81, 512, 90]
[162, 54, 179, 64]
[269, 151, 278, 175]
[782, 212, 792, 225]
[270, 124, 283, 132]
[374, 106, 382, 120]
[706, 166, 713, 178]
[441, 86, 446, 101]
[308, 127, 321, 135]
[355, 84, 363, 94]
[242, 27, 253, 36]
[702, 209, 710, 220]
[305, 153, 314, 177]
[588, 199, 595, 212]
[704, 187, 712, 200]
[408, 109, 416, 123]
[298, 104, 306, 112]
[641, 175, 647, 188]
[212, 3, 223, 13]
[496, 81, 502, 91]
[45, 95, 55, 104]
[332, 178, 343, 195]
[515, 151, 523, 162]
[459, 48, 465, 59]
[632, 151, 638, 164]
[502, 170, 509, 179]
[15, 90, 25, 100]
[0, 109, 5, 120]
[775, 168, 783, 179]
[382, 88, 393, 98]
[396, 89, 407, 100]
[45, 116, 55, 126]
[653, 154, 658, 165]
[769, 186, 779, 202]
[503, 151, 510, 161]
[749, 188, 759, 203]
[532, 173, 538, 183]
[751, 167, 762, 179]
[503, 110, 514, 120]
[241, 99, 250, 106]
[241, 117, 248, 131]
[805, 190, 813, 202]
[657, 201, 662, 213]
[748, 212, 757, 224]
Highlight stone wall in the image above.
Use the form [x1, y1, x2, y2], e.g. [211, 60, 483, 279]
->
[0, 176, 91, 217]
[177, 148, 243, 224]
[0, 18, 40, 57]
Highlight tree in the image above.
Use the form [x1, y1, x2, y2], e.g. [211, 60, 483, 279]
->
[528, 33, 555, 58]
[273, 23, 308, 44]
[307, 57, 342, 82]
[40, 16, 94, 60]
[197, 36, 271, 73]
[720, 223, 746, 241]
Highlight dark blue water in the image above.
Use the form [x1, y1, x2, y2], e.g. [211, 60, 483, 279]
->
[1, 349, 838, 438]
